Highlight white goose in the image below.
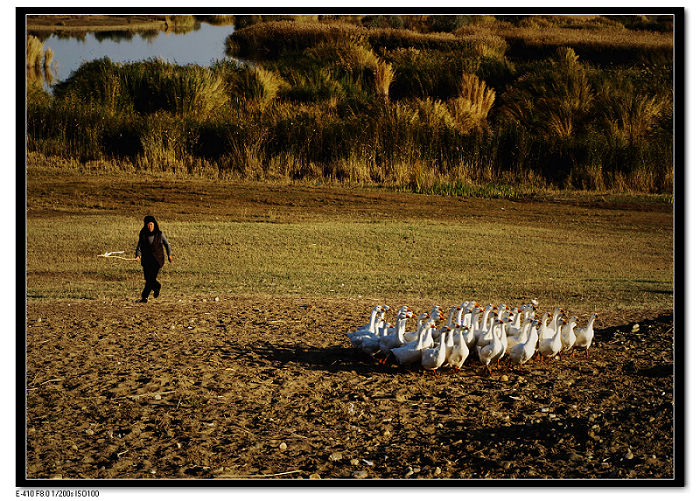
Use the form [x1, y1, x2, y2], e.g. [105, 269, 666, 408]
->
[347, 305, 383, 348]
[429, 307, 446, 342]
[359, 322, 390, 357]
[539, 315, 563, 361]
[539, 308, 561, 341]
[477, 318, 503, 374]
[403, 312, 428, 343]
[495, 304, 509, 321]
[446, 325, 470, 371]
[476, 311, 496, 348]
[560, 316, 577, 356]
[464, 317, 478, 351]
[508, 319, 539, 368]
[454, 303, 467, 329]
[446, 306, 458, 329]
[573, 312, 597, 357]
[506, 313, 534, 354]
[493, 319, 508, 367]
[536, 312, 553, 350]
[460, 301, 478, 329]
[421, 328, 447, 374]
[378, 309, 414, 361]
[391, 321, 435, 366]
[505, 307, 523, 337]
[374, 305, 393, 333]
[521, 304, 537, 324]
[443, 326, 455, 363]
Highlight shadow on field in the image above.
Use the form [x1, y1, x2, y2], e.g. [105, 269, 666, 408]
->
[250, 341, 403, 375]
[433, 416, 596, 476]
[441, 416, 590, 450]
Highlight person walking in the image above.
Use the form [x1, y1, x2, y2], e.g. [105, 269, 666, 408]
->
[135, 215, 173, 303]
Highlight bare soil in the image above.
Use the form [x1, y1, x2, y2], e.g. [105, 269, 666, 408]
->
[25, 296, 674, 480]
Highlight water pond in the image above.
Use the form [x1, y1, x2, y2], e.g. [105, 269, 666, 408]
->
[34, 22, 235, 89]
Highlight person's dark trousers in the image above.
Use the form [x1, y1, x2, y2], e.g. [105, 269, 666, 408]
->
[141, 261, 162, 299]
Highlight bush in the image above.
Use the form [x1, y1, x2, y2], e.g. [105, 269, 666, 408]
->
[54, 58, 228, 118]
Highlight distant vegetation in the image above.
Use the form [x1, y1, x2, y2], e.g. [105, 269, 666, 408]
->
[26, 14, 675, 193]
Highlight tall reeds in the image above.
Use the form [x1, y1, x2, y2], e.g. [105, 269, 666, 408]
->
[53, 58, 227, 118]
[26, 35, 43, 68]
[374, 60, 394, 100]
[26, 35, 56, 91]
[27, 16, 674, 193]
[451, 73, 496, 133]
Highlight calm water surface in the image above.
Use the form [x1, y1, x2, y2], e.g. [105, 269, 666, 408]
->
[41, 23, 235, 86]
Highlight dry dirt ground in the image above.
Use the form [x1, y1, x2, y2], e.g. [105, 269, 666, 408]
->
[25, 296, 674, 480]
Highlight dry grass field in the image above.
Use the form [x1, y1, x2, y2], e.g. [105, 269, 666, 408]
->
[22, 156, 675, 481]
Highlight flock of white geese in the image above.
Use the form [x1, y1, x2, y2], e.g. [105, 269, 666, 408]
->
[347, 301, 597, 374]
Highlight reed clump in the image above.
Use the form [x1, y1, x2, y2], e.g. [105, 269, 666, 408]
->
[53, 58, 227, 118]
[26, 35, 44, 68]
[451, 73, 496, 133]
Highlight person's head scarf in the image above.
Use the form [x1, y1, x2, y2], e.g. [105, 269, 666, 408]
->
[141, 215, 160, 236]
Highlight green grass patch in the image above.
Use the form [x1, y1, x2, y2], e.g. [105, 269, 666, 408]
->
[27, 203, 673, 316]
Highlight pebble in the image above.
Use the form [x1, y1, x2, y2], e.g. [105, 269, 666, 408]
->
[626, 450, 635, 460]
[309, 473, 321, 479]
[500, 375, 509, 382]
[352, 470, 368, 479]
[329, 452, 343, 462]
[279, 442, 287, 451]
[153, 394, 161, 400]
[404, 466, 414, 478]
[350, 459, 360, 466]
[434, 467, 442, 476]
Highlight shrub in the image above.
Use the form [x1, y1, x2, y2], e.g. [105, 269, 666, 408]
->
[598, 83, 667, 146]
[54, 58, 228, 118]
[214, 61, 287, 106]
[451, 73, 496, 133]
[386, 47, 479, 100]
[304, 36, 379, 75]
[501, 48, 592, 141]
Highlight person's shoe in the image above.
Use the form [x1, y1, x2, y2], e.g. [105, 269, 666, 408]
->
[137, 298, 148, 303]
[153, 286, 161, 299]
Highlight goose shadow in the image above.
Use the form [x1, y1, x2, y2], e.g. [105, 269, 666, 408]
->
[247, 341, 406, 375]
[594, 313, 673, 343]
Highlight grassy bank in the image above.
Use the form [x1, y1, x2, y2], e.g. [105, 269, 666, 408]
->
[26, 14, 675, 194]
[26, 164, 674, 318]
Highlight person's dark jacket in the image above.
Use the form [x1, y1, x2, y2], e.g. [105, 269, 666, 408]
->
[136, 218, 171, 267]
